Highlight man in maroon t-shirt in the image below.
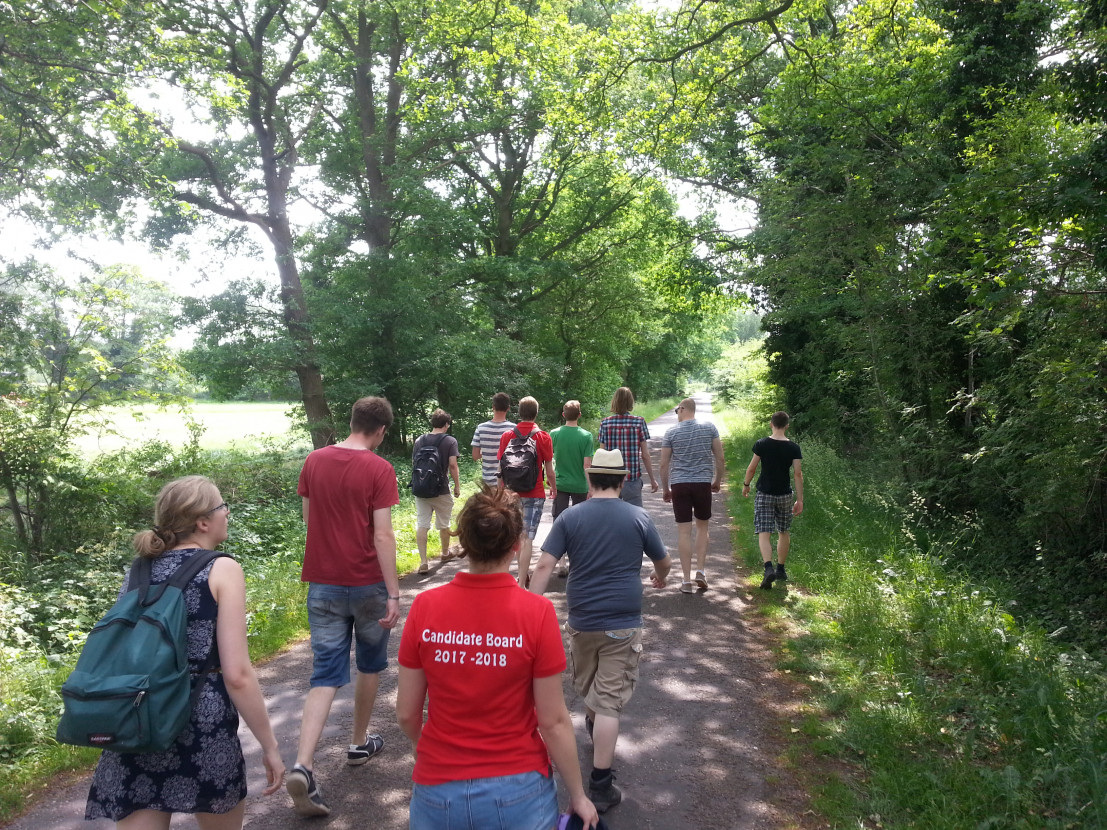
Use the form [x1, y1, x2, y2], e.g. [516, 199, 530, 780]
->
[286, 397, 401, 818]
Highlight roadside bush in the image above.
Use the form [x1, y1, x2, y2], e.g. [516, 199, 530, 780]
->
[726, 426, 1107, 830]
[710, 338, 775, 413]
[0, 437, 313, 810]
[0, 643, 67, 763]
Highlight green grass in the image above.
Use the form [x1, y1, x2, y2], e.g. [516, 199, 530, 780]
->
[720, 412, 1107, 830]
[74, 402, 308, 455]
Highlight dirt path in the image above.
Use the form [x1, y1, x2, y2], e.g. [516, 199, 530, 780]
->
[10, 393, 804, 830]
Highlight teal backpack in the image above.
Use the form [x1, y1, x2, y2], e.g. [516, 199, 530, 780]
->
[56, 550, 227, 753]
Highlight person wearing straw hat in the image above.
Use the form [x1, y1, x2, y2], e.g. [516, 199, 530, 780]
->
[529, 448, 671, 814]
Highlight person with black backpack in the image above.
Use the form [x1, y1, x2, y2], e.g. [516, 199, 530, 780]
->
[411, 408, 462, 574]
[496, 396, 556, 587]
[83, 476, 284, 827]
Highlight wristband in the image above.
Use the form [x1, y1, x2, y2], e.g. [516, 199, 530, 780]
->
[388, 595, 400, 601]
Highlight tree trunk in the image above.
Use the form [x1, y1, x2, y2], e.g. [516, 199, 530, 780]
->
[0, 455, 29, 549]
[269, 217, 335, 449]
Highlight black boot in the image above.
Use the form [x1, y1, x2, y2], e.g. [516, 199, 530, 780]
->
[589, 768, 623, 812]
[760, 561, 776, 590]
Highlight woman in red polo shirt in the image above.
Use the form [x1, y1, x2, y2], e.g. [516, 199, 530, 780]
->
[397, 486, 598, 830]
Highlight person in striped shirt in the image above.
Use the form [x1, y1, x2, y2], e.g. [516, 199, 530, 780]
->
[660, 397, 724, 592]
[471, 393, 516, 485]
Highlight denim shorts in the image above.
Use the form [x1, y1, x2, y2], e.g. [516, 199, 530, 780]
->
[409, 770, 557, 830]
[307, 582, 391, 687]
[519, 497, 545, 539]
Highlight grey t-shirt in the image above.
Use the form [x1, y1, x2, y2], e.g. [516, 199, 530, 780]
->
[661, 419, 720, 485]
[541, 498, 667, 631]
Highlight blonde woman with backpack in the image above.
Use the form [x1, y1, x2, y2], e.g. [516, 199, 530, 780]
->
[85, 475, 284, 828]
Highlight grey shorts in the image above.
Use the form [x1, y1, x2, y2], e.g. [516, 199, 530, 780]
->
[619, 477, 644, 507]
[754, 491, 795, 534]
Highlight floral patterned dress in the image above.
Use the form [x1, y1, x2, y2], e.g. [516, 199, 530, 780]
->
[85, 548, 246, 820]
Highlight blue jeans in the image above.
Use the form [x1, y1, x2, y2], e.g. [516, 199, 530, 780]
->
[409, 770, 557, 830]
[306, 582, 391, 687]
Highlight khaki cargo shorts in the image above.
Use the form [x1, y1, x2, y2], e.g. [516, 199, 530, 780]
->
[565, 624, 643, 718]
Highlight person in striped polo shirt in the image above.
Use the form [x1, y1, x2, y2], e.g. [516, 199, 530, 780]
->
[471, 393, 516, 485]
[660, 397, 725, 592]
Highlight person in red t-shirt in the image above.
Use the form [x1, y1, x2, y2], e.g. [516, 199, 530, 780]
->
[497, 395, 556, 587]
[287, 396, 401, 819]
[397, 487, 598, 830]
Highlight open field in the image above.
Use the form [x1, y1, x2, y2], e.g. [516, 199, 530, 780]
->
[74, 402, 309, 455]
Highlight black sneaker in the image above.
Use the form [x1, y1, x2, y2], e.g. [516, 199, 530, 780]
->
[775, 564, 788, 583]
[760, 563, 776, 590]
[287, 763, 330, 817]
[347, 733, 384, 765]
[589, 769, 623, 813]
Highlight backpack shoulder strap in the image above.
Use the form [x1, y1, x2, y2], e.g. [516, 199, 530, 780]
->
[167, 550, 231, 708]
[167, 549, 229, 591]
[134, 549, 228, 608]
[126, 555, 153, 597]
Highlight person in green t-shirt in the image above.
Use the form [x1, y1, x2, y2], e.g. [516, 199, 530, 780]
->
[550, 400, 594, 519]
[550, 401, 593, 581]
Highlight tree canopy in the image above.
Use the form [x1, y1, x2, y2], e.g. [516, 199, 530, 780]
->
[3, 0, 1107, 587]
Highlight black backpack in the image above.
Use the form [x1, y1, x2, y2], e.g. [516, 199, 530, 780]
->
[411, 433, 448, 498]
[56, 550, 227, 753]
[500, 426, 541, 492]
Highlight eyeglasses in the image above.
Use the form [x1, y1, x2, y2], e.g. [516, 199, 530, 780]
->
[205, 502, 230, 516]
[674, 406, 683, 413]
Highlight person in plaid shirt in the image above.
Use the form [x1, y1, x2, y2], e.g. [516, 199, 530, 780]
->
[597, 387, 658, 507]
